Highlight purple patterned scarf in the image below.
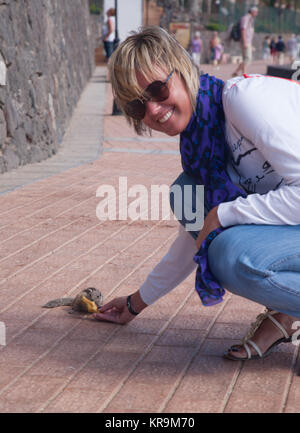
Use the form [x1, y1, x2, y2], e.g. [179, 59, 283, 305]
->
[180, 74, 246, 306]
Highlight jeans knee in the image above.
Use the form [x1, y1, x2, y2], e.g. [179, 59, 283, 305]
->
[208, 226, 274, 288]
[208, 230, 235, 285]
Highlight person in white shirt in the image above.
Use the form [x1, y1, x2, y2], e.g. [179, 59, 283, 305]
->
[232, 6, 258, 77]
[94, 26, 300, 361]
[103, 8, 116, 59]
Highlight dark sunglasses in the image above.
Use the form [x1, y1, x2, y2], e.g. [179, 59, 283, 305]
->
[125, 70, 174, 121]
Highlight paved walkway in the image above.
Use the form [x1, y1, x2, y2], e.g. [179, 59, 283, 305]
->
[0, 61, 299, 413]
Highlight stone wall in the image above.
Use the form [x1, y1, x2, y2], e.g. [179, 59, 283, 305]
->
[0, 0, 99, 173]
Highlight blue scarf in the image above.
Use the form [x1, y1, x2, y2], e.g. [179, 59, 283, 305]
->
[180, 74, 246, 306]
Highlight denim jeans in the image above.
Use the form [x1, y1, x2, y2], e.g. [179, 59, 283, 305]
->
[171, 172, 300, 318]
[104, 41, 114, 59]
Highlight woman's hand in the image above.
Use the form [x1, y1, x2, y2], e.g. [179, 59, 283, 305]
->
[93, 291, 147, 325]
[196, 206, 221, 250]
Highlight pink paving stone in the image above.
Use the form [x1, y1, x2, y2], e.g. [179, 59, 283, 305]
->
[132, 360, 184, 384]
[125, 318, 167, 335]
[66, 318, 116, 341]
[228, 351, 295, 395]
[164, 397, 225, 413]
[0, 375, 66, 413]
[168, 313, 213, 331]
[283, 375, 300, 413]
[143, 345, 196, 367]
[0, 318, 30, 344]
[64, 364, 132, 394]
[28, 357, 87, 378]
[42, 388, 110, 413]
[103, 407, 154, 413]
[224, 392, 284, 413]
[30, 309, 91, 331]
[106, 382, 171, 411]
[64, 350, 143, 391]
[155, 328, 205, 347]
[171, 354, 240, 394]
[0, 362, 25, 389]
[222, 294, 264, 312]
[200, 338, 241, 357]
[103, 330, 156, 354]
[11, 327, 64, 348]
[216, 305, 263, 323]
[207, 322, 252, 340]
[0, 342, 49, 368]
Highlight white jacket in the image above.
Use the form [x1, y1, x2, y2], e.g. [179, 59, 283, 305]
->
[139, 73, 300, 306]
[218, 73, 300, 227]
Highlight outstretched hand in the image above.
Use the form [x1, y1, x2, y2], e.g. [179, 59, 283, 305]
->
[93, 296, 134, 325]
[93, 291, 148, 325]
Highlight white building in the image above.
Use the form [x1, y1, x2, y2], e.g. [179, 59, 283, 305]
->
[103, 0, 144, 42]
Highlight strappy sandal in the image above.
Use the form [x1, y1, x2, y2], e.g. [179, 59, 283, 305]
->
[223, 309, 292, 361]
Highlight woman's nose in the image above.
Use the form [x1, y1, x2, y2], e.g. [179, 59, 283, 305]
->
[145, 100, 162, 117]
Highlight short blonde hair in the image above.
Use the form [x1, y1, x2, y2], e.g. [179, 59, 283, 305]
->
[108, 26, 200, 135]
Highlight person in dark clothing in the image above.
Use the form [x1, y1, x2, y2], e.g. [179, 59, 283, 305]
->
[275, 35, 286, 65]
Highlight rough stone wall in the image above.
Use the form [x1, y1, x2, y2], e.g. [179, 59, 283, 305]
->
[0, 0, 99, 173]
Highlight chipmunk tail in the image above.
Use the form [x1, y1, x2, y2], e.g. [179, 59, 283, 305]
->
[42, 298, 74, 308]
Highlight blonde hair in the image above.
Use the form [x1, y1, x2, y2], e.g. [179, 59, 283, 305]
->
[108, 26, 200, 135]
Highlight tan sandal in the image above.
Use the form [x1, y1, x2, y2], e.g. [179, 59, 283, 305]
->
[224, 309, 292, 361]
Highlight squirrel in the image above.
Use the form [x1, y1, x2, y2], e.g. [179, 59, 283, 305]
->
[42, 287, 103, 314]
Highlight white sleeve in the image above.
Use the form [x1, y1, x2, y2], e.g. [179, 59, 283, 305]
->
[218, 75, 300, 227]
[139, 225, 197, 305]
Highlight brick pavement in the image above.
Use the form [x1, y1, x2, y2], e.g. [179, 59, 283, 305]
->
[0, 61, 300, 413]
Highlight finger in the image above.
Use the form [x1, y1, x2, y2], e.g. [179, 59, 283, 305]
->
[98, 300, 120, 312]
[93, 311, 121, 324]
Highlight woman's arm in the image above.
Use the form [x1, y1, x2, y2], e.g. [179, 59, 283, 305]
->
[94, 225, 197, 324]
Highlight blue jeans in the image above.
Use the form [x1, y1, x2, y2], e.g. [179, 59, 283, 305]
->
[104, 41, 114, 59]
[170, 172, 300, 318]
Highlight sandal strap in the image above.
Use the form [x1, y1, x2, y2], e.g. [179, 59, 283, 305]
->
[247, 339, 263, 357]
[243, 342, 252, 359]
[267, 311, 290, 339]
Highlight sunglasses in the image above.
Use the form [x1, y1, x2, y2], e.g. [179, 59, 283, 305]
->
[124, 70, 174, 121]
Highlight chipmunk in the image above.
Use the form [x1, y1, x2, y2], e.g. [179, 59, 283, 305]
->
[42, 287, 103, 314]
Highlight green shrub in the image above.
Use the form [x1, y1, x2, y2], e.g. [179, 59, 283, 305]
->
[206, 21, 227, 32]
[90, 3, 101, 15]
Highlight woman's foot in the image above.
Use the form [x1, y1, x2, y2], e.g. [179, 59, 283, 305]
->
[224, 309, 298, 360]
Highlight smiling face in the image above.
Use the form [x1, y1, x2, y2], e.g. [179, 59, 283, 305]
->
[135, 69, 193, 137]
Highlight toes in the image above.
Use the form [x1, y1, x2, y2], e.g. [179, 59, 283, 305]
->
[225, 345, 247, 359]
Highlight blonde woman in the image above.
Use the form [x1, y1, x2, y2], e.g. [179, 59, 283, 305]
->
[94, 26, 300, 361]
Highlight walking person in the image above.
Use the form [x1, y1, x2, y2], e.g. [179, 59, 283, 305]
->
[190, 31, 202, 67]
[287, 34, 298, 64]
[209, 31, 223, 66]
[270, 36, 277, 64]
[232, 5, 258, 76]
[103, 7, 116, 60]
[262, 35, 271, 62]
[276, 35, 286, 65]
[94, 26, 300, 361]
